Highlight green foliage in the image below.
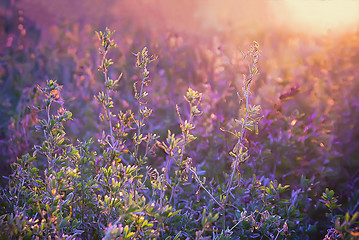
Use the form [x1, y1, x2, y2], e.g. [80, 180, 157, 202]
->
[321, 189, 359, 240]
[0, 25, 357, 240]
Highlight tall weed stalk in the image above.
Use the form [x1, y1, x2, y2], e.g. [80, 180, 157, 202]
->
[95, 28, 123, 165]
[221, 41, 261, 229]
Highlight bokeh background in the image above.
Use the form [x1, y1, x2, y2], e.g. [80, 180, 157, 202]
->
[1, 0, 359, 237]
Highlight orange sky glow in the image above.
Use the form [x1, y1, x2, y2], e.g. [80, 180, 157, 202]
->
[16, 0, 359, 37]
[279, 0, 359, 34]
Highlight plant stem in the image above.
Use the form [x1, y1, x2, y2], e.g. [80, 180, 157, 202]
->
[134, 76, 145, 164]
[223, 42, 258, 230]
[101, 49, 115, 147]
[186, 166, 223, 208]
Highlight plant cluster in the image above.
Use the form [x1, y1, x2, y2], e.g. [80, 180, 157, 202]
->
[0, 6, 359, 239]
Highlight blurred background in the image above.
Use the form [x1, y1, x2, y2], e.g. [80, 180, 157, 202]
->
[2, 1, 359, 238]
[1, 0, 359, 225]
[3, 0, 359, 37]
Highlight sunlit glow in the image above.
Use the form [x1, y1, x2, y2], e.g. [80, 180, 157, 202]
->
[282, 0, 359, 33]
[16, 0, 359, 37]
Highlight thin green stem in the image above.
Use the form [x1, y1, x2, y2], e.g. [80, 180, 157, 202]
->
[167, 104, 193, 205]
[179, 113, 193, 165]
[223, 43, 259, 230]
[133, 62, 149, 166]
[225, 79, 252, 198]
[274, 228, 283, 240]
[101, 50, 115, 147]
[45, 103, 55, 175]
[133, 71, 147, 200]
[186, 165, 223, 209]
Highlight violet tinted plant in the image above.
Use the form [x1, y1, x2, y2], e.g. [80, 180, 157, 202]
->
[132, 47, 158, 167]
[221, 41, 261, 229]
[157, 87, 223, 233]
[93, 31, 182, 238]
[321, 189, 359, 240]
[3, 21, 359, 239]
[130, 47, 160, 204]
[95, 28, 124, 165]
[158, 88, 201, 200]
[34, 80, 72, 169]
[0, 80, 87, 238]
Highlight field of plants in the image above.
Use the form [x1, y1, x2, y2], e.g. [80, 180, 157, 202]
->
[0, 1, 359, 239]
